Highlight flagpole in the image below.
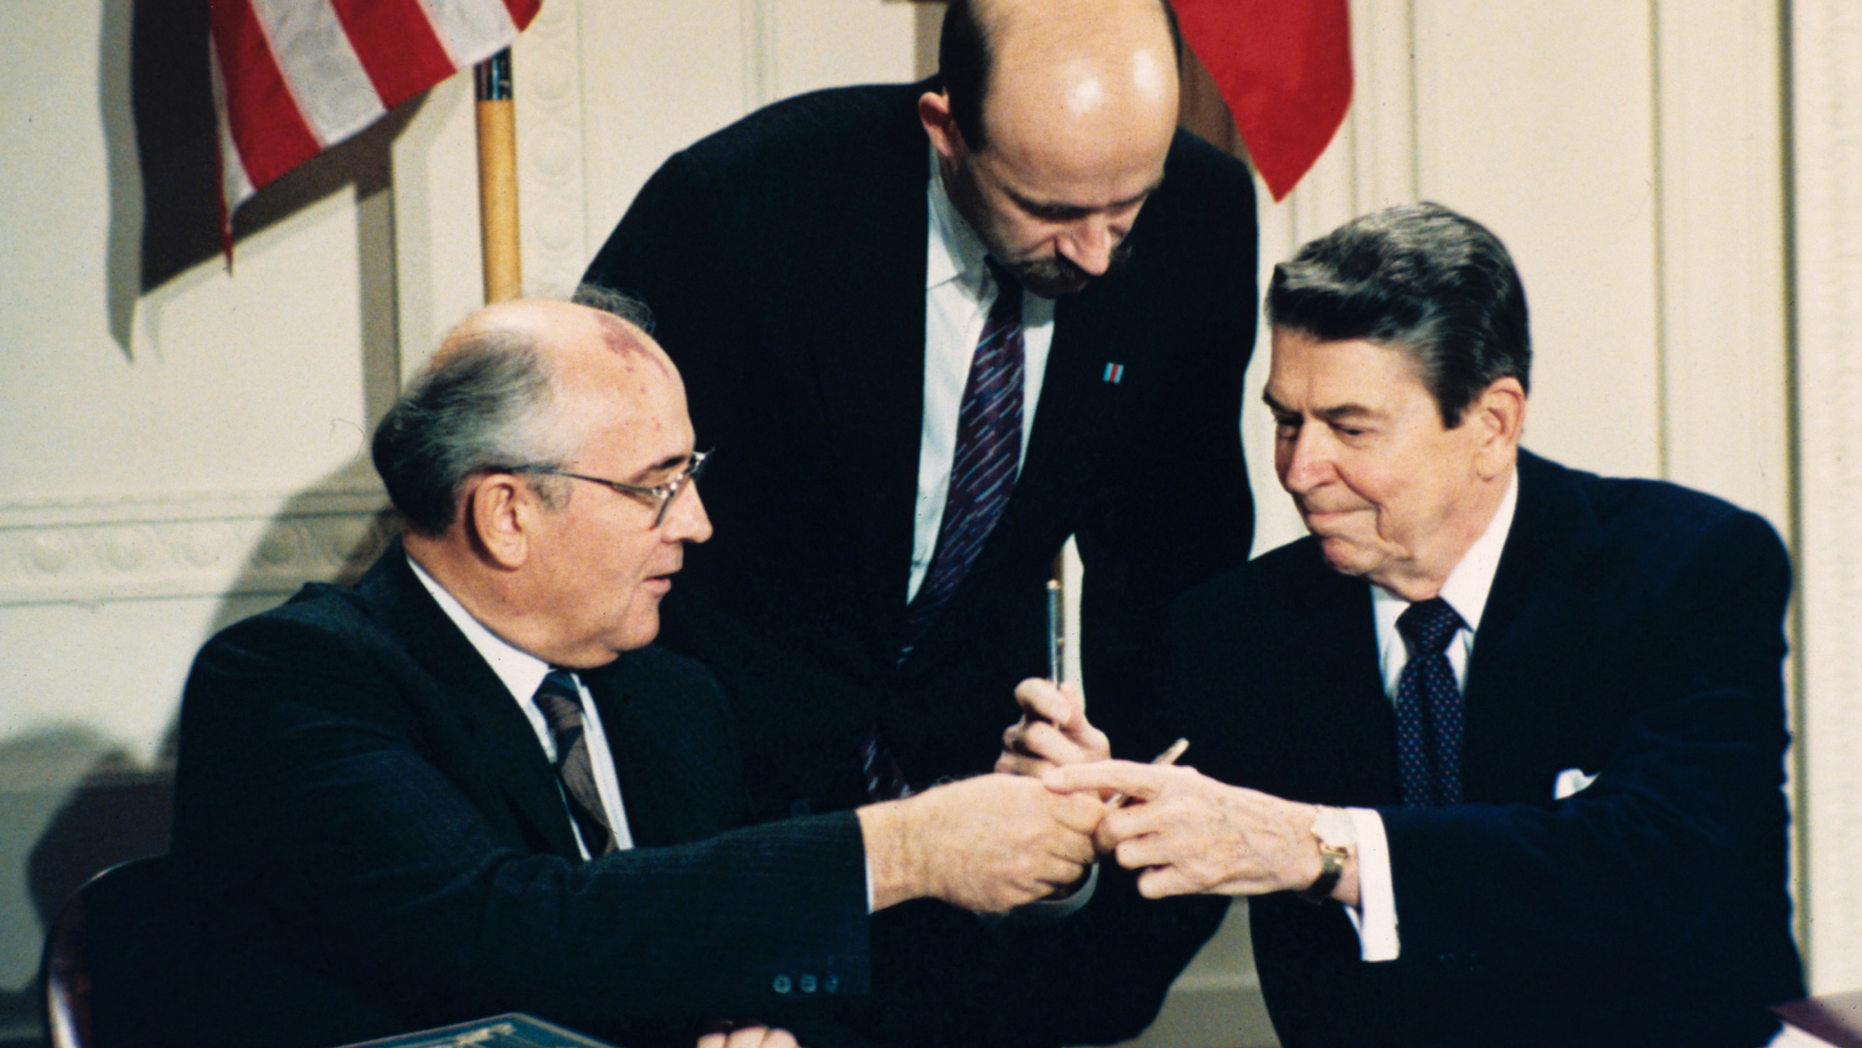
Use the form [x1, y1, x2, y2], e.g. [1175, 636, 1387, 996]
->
[475, 50, 522, 303]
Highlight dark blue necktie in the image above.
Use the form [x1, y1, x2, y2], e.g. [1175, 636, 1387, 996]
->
[900, 259, 1025, 658]
[533, 669, 617, 856]
[1394, 598, 1466, 806]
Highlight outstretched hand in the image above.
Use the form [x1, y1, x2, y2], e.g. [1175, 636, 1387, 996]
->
[697, 1024, 798, 1048]
[1043, 761, 1335, 902]
[860, 772, 1105, 913]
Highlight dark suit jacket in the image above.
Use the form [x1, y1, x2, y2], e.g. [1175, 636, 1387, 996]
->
[582, 82, 1256, 1046]
[148, 544, 871, 1048]
[1168, 451, 1804, 1048]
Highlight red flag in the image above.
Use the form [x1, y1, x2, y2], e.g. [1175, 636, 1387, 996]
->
[209, 0, 542, 220]
[1171, 0, 1352, 201]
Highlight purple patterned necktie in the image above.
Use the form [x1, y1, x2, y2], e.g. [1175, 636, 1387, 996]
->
[864, 262, 1025, 802]
[1394, 598, 1466, 806]
[900, 260, 1026, 658]
[534, 669, 618, 856]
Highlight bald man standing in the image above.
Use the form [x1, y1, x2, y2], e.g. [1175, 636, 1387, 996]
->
[584, 3, 1255, 1042]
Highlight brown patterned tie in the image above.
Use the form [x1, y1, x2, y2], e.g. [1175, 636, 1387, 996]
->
[533, 669, 617, 856]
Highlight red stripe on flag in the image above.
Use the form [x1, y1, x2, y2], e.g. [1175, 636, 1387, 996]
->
[210, 0, 324, 192]
[1171, 0, 1352, 201]
[328, 0, 459, 110]
[502, 0, 543, 31]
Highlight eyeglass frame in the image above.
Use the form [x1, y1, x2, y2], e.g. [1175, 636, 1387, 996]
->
[505, 449, 710, 528]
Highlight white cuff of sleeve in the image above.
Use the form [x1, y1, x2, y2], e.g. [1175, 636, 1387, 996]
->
[1342, 807, 1399, 962]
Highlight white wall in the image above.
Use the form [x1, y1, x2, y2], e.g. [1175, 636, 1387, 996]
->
[1, 0, 1854, 1042]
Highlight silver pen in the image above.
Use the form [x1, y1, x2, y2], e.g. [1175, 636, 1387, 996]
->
[1045, 578, 1064, 684]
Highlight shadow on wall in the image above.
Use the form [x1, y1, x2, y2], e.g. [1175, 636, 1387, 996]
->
[6, 482, 398, 1042]
[110, 0, 420, 355]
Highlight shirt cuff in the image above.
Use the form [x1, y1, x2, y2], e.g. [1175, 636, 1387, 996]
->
[1343, 806, 1399, 962]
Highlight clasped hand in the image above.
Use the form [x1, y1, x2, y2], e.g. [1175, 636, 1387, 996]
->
[994, 679, 1326, 901]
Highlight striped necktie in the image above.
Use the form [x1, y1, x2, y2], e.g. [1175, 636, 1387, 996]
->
[901, 259, 1026, 657]
[533, 669, 617, 856]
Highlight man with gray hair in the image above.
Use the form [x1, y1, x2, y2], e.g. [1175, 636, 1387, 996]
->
[153, 298, 1103, 1048]
[1043, 203, 1805, 1046]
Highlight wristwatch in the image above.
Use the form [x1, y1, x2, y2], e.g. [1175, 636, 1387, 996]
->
[1297, 806, 1355, 904]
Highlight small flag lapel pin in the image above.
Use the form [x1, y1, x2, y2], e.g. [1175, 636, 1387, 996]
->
[1102, 362, 1126, 384]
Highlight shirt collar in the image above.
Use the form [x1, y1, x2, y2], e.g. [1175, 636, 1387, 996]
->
[926, 147, 991, 294]
[406, 552, 554, 703]
[1371, 466, 1520, 632]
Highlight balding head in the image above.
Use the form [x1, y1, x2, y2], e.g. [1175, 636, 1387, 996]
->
[376, 296, 712, 665]
[374, 298, 679, 537]
[939, 0, 1180, 151]
[923, 0, 1181, 296]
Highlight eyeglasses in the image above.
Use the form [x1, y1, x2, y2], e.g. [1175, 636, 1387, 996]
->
[510, 449, 710, 528]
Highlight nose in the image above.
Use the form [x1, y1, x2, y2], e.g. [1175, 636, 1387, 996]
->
[663, 481, 714, 544]
[1058, 214, 1116, 276]
[1276, 425, 1332, 495]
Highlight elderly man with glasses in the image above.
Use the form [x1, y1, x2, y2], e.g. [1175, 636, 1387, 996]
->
[139, 298, 1105, 1048]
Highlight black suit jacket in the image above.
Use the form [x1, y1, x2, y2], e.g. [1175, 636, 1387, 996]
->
[153, 545, 870, 1048]
[1168, 451, 1804, 1048]
[582, 82, 1255, 1046]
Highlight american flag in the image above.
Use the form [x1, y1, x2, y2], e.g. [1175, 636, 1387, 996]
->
[209, 0, 541, 218]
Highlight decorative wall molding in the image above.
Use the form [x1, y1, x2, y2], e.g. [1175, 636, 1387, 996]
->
[1789, 0, 1862, 994]
[741, 0, 777, 112]
[516, 0, 590, 299]
[0, 489, 393, 606]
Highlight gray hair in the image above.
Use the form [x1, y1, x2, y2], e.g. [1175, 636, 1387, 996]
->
[370, 323, 573, 536]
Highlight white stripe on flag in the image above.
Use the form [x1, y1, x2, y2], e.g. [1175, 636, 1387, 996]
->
[208, 44, 258, 212]
[420, 0, 523, 68]
[249, 0, 386, 147]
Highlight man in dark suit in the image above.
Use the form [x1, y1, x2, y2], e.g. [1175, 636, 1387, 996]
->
[581, 2, 1252, 1039]
[159, 298, 1104, 1048]
[1047, 203, 1804, 1047]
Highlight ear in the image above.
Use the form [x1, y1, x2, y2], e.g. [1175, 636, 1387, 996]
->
[463, 473, 534, 570]
[919, 89, 966, 162]
[1468, 377, 1526, 480]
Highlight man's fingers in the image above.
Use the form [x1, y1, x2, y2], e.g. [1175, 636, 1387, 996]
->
[995, 750, 1048, 776]
[1135, 864, 1195, 900]
[725, 1026, 798, 1048]
[1014, 678, 1077, 727]
[1048, 789, 1108, 836]
[1044, 759, 1162, 801]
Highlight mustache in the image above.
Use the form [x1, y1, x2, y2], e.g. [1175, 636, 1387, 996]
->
[1013, 238, 1136, 294]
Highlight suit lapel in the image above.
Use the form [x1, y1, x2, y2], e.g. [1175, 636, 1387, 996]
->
[1281, 549, 1403, 804]
[799, 97, 932, 656]
[364, 546, 583, 859]
[1460, 452, 1606, 800]
[1002, 292, 1122, 539]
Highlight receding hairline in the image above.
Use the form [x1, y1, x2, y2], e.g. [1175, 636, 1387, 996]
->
[437, 299, 671, 378]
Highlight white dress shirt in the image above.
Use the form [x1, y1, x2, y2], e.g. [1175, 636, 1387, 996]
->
[910, 149, 1057, 602]
[1343, 469, 1519, 962]
[407, 555, 635, 857]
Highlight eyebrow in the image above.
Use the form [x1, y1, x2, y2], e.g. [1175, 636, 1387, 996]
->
[1008, 177, 1164, 219]
[626, 451, 692, 486]
[1262, 390, 1380, 422]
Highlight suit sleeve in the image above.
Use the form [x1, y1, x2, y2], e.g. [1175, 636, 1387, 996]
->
[1379, 510, 1795, 984]
[175, 614, 869, 1039]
